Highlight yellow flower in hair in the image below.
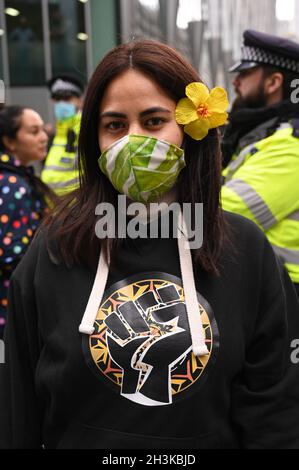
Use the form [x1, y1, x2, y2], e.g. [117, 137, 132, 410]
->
[175, 83, 229, 141]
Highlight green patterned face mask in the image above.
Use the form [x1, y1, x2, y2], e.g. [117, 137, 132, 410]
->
[98, 134, 186, 203]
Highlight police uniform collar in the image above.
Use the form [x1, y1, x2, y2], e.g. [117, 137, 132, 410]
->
[222, 100, 299, 166]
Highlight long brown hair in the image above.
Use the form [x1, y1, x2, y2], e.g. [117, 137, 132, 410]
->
[45, 40, 229, 275]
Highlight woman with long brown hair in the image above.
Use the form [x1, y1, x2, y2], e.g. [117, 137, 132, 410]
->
[1, 40, 299, 449]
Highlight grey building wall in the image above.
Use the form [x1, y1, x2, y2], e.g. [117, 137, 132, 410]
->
[119, 0, 280, 93]
[293, 0, 299, 40]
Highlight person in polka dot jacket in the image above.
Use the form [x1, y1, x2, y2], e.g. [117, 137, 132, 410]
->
[0, 106, 56, 338]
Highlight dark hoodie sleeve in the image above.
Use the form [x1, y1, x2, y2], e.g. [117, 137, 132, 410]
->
[0, 238, 43, 449]
[231, 237, 299, 449]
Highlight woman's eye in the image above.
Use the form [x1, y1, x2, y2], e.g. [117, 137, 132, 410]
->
[105, 121, 125, 131]
[146, 117, 165, 126]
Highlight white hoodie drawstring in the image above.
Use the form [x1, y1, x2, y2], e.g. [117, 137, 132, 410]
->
[79, 249, 110, 335]
[79, 212, 209, 357]
[177, 212, 209, 357]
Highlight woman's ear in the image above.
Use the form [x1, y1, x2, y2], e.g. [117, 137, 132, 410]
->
[2, 135, 16, 153]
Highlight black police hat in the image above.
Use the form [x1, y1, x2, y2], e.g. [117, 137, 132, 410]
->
[47, 75, 84, 99]
[229, 29, 299, 74]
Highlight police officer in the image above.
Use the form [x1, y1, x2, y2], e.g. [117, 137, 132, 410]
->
[42, 75, 84, 196]
[222, 30, 299, 297]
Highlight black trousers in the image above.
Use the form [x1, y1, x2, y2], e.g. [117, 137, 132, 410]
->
[294, 284, 299, 298]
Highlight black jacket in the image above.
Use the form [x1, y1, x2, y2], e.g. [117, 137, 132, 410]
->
[0, 153, 46, 339]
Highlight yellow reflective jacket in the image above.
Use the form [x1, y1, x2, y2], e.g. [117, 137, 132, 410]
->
[222, 121, 299, 284]
[41, 114, 81, 196]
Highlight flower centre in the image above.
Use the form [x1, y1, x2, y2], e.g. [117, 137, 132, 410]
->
[197, 105, 211, 118]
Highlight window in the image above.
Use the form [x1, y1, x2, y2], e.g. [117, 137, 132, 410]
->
[5, 0, 46, 86]
[48, 0, 87, 82]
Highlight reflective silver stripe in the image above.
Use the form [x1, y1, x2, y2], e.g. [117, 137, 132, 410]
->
[48, 178, 80, 189]
[287, 211, 299, 222]
[277, 123, 292, 131]
[226, 179, 277, 230]
[43, 165, 78, 172]
[226, 143, 257, 181]
[273, 246, 299, 265]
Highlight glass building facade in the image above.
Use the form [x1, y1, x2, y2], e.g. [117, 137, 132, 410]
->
[6, 0, 46, 86]
[0, 0, 118, 119]
[0, 0, 296, 117]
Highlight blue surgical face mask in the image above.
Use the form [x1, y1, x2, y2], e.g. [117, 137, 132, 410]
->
[54, 102, 77, 122]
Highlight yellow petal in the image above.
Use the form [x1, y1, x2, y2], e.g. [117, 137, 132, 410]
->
[184, 119, 210, 141]
[175, 98, 198, 125]
[207, 87, 229, 113]
[208, 112, 228, 128]
[186, 83, 210, 108]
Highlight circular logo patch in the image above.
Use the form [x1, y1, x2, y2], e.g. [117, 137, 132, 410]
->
[83, 272, 219, 407]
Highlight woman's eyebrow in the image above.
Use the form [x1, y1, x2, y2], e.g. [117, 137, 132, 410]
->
[100, 107, 171, 119]
[100, 112, 127, 119]
[139, 107, 171, 117]
[26, 125, 43, 130]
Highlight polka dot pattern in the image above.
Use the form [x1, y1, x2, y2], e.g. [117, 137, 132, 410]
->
[0, 153, 46, 337]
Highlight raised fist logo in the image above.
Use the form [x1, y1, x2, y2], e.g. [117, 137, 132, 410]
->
[84, 274, 219, 407]
[104, 284, 193, 406]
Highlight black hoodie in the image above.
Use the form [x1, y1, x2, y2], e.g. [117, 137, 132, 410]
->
[0, 212, 299, 449]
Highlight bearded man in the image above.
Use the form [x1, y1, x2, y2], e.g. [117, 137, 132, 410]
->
[222, 29, 299, 297]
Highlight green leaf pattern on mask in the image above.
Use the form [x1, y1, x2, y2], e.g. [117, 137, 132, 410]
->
[130, 136, 157, 169]
[111, 144, 132, 190]
[99, 135, 185, 203]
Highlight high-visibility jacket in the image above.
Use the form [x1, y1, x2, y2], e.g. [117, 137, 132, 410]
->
[222, 120, 299, 284]
[41, 114, 81, 196]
